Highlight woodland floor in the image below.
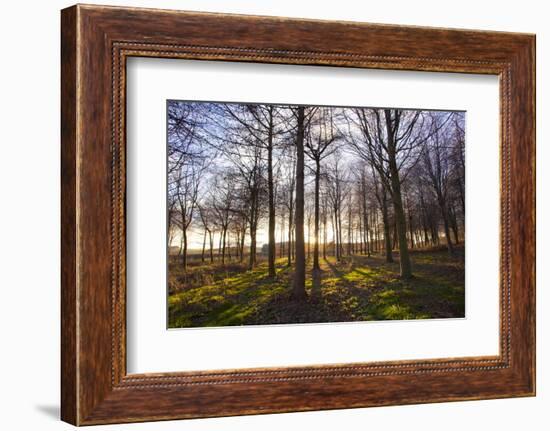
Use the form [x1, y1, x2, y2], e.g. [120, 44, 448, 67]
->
[168, 246, 465, 328]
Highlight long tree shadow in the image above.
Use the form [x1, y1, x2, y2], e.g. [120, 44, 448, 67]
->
[170, 248, 466, 327]
[323, 257, 345, 278]
[319, 255, 431, 321]
[310, 268, 323, 301]
[248, 260, 359, 324]
[170, 261, 294, 327]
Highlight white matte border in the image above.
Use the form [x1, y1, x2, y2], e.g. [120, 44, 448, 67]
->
[126, 58, 500, 373]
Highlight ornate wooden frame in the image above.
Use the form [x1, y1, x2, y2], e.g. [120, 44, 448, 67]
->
[61, 4, 536, 425]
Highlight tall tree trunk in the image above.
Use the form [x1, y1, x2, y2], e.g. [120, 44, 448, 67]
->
[227, 234, 231, 261]
[292, 107, 307, 300]
[385, 110, 412, 278]
[456, 173, 465, 218]
[182, 228, 188, 270]
[422, 219, 429, 248]
[307, 216, 311, 260]
[249, 221, 256, 269]
[359, 216, 364, 255]
[337, 205, 343, 259]
[374, 212, 379, 252]
[323, 213, 327, 260]
[280, 213, 285, 259]
[449, 205, 460, 245]
[419, 191, 430, 248]
[291, 229, 295, 261]
[408, 213, 415, 249]
[390, 188, 412, 278]
[221, 227, 227, 265]
[236, 231, 241, 261]
[381, 197, 393, 263]
[208, 230, 214, 263]
[287, 200, 293, 267]
[201, 228, 207, 263]
[347, 202, 352, 256]
[392, 221, 398, 250]
[363, 198, 371, 257]
[267, 112, 276, 277]
[240, 228, 245, 262]
[437, 195, 455, 254]
[249, 192, 258, 269]
[313, 159, 321, 270]
[332, 210, 338, 259]
[431, 217, 439, 246]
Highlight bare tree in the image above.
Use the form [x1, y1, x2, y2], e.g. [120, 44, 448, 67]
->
[292, 106, 307, 300]
[357, 166, 372, 257]
[172, 161, 203, 270]
[304, 107, 340, 271]
[345, 108, 434, 278]
[279, 139, 297, 267]
[198, 204, 214, 263]
[325, 152, 349, 261]
[210, 172, 237, 265]
[212, 110, 268, 269]
[222, 104, 286, 277]
[167, 101, 211, 270]
[421, 112, 457, 254]
[370, 165, 393, 262]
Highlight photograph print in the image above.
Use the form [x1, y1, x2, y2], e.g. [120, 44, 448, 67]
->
[167, 101, 466, 328]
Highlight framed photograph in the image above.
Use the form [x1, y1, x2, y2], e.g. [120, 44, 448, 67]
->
[61, 4, 535, 425]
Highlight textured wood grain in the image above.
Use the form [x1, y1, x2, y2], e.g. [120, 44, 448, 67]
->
[60, 4, 535, 425]
[60, 6, 78, 425]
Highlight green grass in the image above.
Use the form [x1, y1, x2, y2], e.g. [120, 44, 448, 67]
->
[168, 246, 465, 328]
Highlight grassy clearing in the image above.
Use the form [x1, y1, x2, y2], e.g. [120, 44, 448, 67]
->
[168, 246, 465, 328]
